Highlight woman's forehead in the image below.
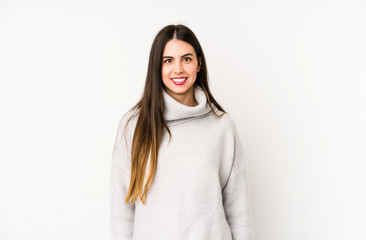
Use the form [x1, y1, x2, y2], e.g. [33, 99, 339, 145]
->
[163, 39, 195, 56]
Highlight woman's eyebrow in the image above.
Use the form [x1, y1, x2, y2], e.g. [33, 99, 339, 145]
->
[162, 53, 193, 59]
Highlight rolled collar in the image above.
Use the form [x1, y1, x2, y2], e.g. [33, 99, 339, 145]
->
[162, 85, 217, 123]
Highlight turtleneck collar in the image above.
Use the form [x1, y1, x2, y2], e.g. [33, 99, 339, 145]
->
[162, 85, 218, 124]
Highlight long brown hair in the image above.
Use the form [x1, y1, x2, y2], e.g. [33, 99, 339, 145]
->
[123, 24, 226, 205]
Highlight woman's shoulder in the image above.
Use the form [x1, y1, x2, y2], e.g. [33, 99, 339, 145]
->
[116, 107, 140, 137]
[120, 107, 139, 124]
[211, 108, 239, 132]
[213, 109, 244, 155]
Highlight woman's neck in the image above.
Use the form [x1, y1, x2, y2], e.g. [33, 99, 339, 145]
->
[165, 87, 198, 107]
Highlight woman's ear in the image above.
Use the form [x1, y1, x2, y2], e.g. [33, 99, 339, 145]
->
[197, 57, 202, 72]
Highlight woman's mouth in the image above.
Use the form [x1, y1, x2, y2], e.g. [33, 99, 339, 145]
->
[171, 77, 188, 85]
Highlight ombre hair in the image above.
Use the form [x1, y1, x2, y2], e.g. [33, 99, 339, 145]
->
[123, 24, 226, 204]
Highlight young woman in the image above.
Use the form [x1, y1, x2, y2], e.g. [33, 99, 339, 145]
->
[110, 24, 254, 240]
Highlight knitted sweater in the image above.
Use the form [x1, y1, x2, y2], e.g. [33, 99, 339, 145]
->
[110, 86, 254, 240]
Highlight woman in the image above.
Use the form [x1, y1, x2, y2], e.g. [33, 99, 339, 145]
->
[110, 24, 254, 240]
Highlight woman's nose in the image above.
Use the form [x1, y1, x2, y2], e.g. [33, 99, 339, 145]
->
[174, 61, 183, 73]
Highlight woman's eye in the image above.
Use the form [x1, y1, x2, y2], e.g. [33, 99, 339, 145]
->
[164, 59, 172, 63]
[184, 57, 192, 62]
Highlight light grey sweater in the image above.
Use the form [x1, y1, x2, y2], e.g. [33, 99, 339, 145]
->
[110, 86, 254, 240]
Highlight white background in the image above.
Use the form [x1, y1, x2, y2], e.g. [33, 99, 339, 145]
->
[1, 0, 365, 239]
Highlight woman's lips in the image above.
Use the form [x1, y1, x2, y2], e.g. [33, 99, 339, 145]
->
[171, 77, 187, 85]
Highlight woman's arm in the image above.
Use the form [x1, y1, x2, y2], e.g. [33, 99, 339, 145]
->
[222, 150, 254, 240]
[110, 115, 135, 240]
[222, 117, 255, 240]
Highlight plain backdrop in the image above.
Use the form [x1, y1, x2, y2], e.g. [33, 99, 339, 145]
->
[0, 0, 365, 239]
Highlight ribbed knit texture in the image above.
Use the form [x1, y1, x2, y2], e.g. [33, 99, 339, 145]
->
[110, 86, 254, 240]
[162, 85, 214, 123]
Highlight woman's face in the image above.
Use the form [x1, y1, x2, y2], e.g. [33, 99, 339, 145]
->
[161, 39, 201, 103]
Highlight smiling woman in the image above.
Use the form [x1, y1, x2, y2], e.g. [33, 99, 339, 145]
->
[110, 24, 254, 240]
[161, 39, 202, 106]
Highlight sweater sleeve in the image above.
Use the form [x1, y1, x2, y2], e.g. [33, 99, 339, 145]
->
[110, 115, 135, 240]
[222, 145, 254, 239]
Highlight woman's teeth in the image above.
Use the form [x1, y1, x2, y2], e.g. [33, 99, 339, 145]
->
[171, 78, 187, 82]
[171, 77, 188, 85]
